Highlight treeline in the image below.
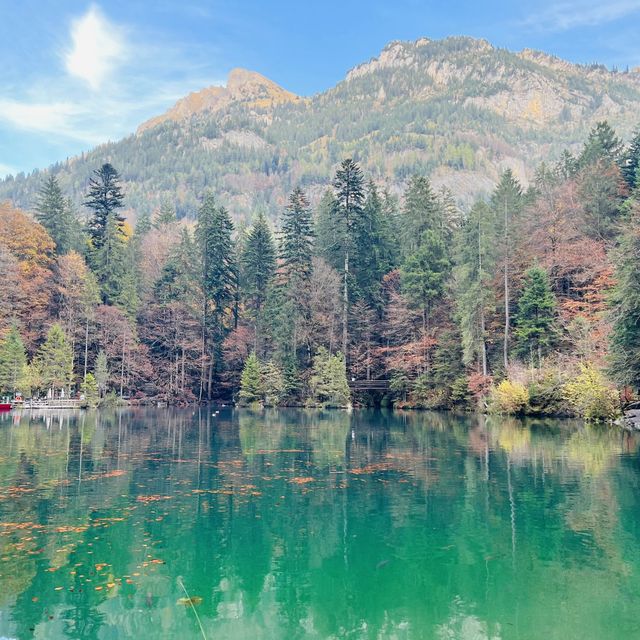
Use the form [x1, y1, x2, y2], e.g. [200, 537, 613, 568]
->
[1, 120, 640, 416]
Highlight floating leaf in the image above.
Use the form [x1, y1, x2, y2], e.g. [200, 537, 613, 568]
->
[177, 596, 203, 606]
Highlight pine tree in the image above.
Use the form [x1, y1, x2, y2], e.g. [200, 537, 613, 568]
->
[308, 347, 351, 408]
[332, 159, 366, 359]
[261, 360, 284, 406]
[280, 187, 314, 284]
[454, 201, 497, 376]
[579, 121, 623, 167]
[135, 209, 152, 237]
[90, 211, 129, 306]
[622, 128, 640, 189]
[35, 176, 77, 254]
[402, 230, 451, 331]
[242, 212, 276, 318]
[609, 206, 640, 389]
[491, 169, 525, 370]
[514, 266, 557, 365]
[154, 200, 177, 228]
[195, 194, 237, 400]
[0, 324, 27, 394]
[238, 352, 263, 405]
[401, 175, 442, 256]
[35, 324, 74, 395]
[84, 163, 125, 248]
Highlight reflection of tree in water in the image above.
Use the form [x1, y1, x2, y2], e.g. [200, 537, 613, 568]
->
[0, 409, 639, 638]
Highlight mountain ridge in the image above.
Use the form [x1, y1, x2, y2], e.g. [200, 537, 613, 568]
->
[2, 35, 639, 222]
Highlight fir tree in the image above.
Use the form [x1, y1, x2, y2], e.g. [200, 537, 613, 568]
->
[514, 266, 557, 365]
[401, 175, 442, 256]
[622, 128, 640, 189]
[0, 324, 27, 394]
[332, 159, 366, 359]
[491, 169, 525, 370]
[261, 360, 284, 406]
[242, 211, 276, 318]
[280, 187, 314, 284]
[238, 352, 263, 405]
[84, 163, 125, 248]
[609, 208, 640, 389]
[155, 200, 177, 228]
[454, 201, 497, 376]
[195, 194, 237, 400]
[579, 121, 623, 167]
[35, 176, 77, 254]
[308, 347, 351, 408]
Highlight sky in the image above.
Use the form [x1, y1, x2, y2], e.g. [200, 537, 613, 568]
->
[1, 0, 640, 177]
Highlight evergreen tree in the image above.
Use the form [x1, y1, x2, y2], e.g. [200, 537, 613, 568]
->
[242, 211, 276, 318]
[0, 324, 27, 394]
[353, 180, 397, 308]
[308, 347, 351, 408]
[195, 194, 237, 400]
[155, 200, 177, 228]
[35, 176, 77, 254]
[84, 163, 125, 248]
[35, 323, 73, 395]
[514, 266, 558, 365]
[401, 175, 442, 256]
[454, 201, 497, 376]
[135, 209, 152, 237]
[490, 169, 525, 370]
[280, 187, 314, 284]
[609, 209, 640, 389]
[331, 159, 366, 359]
[622, 128, 640, 189]
[238, 352, 263, 405]
[579, 121, 623, 167]
[261, 359, 284, 406]
[402, 229, 451, 331]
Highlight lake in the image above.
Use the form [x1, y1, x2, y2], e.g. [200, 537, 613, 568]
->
[0, 408, 638, 639]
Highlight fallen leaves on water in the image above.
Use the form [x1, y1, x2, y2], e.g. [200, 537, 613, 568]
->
[136, 495, 173, 504]
[177, 596, 203, 606]
[289, 477, 314, 485]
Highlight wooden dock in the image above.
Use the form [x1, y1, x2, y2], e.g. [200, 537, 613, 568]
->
[19, 399, 82, 410]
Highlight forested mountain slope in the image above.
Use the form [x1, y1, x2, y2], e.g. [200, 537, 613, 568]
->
[2, 36, 640, 223]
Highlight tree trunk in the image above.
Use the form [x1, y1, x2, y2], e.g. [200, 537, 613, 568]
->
[342, 249, 349, 360]
[83, 317, 89, 382]
[503, 201, 510, 371]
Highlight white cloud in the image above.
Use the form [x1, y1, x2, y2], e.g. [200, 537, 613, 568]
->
[64, 5, 126, 90]
[524, 0, 640, 31]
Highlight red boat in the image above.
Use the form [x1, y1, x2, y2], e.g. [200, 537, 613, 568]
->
[0, 403, 11, 412]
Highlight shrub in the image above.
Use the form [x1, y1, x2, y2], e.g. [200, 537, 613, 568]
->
[489, 380, 529, 414]
[563, 363, 620, 421]
[527, 369, 571, 416]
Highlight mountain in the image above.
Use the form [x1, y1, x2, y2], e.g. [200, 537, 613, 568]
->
[2, 36, 640, 223]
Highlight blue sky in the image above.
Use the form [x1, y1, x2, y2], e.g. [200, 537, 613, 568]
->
[1, 0, 640, 177]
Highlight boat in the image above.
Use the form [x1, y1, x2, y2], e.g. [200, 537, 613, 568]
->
[0, 403, 12, 412]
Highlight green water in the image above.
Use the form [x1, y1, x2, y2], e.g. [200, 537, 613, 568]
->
[0, 409, 639, 639]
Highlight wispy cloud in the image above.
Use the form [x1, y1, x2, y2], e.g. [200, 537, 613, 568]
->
[523, 0, 640, 32]
[64, 5, 126, 90]
[0, 3, 224, 170]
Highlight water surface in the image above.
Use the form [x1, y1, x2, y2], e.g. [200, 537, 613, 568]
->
[0, 408, 639, 639]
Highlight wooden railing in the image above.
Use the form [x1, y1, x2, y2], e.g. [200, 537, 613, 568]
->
[348, 380, 390, 391]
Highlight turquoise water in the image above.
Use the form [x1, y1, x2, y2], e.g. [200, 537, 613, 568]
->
[0, 408, 639, 639]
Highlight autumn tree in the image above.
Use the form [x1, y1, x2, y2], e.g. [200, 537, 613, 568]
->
[35, 324, 73, 395]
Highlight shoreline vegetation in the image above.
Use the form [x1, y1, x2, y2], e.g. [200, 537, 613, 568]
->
[2, 122, 640, 423]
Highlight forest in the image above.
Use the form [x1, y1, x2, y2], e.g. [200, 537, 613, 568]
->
[1, 120, 640, 419]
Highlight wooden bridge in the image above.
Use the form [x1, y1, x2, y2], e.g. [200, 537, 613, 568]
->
[348, 379, 390, 391]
